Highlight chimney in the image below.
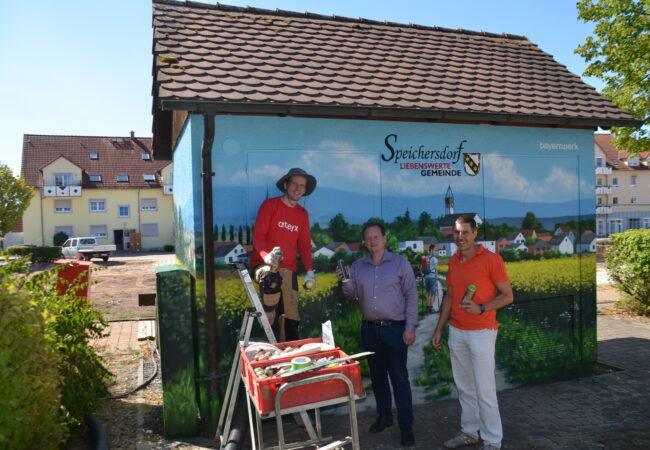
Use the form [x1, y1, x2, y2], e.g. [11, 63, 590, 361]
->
[130, 130, 135, 139]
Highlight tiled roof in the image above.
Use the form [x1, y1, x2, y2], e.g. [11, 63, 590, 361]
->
[595, 134, 650, 171]
[21, 135, 169, 189]
[152, 0, 640, 130]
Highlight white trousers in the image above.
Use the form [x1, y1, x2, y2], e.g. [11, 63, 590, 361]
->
[448, 325, 502, 447]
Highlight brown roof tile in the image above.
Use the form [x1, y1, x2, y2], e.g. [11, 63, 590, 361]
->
[595, 134, 650, 171]
[152, 0, 639, 130]
[21, 135, 170, 189]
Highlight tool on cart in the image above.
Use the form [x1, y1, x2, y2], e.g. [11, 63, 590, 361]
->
[279, 351, 374, 378]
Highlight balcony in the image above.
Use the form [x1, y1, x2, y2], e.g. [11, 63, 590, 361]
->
[596, 206, 612, 215]
[595, 167, 612, 175]
[596, 186, 612, 195]
[43, 185, 82, 197]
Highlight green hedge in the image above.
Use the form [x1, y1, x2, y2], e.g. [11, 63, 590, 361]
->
[606, 229, 650, 315]
[7, 245, 62, 263]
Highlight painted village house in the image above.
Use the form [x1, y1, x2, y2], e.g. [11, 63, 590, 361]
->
[594, 133, 650, 236]
[148, 0, 641, 437]
[20, 134, 173, 250]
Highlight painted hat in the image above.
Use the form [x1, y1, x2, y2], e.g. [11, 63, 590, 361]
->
[276, 168, 317, 196]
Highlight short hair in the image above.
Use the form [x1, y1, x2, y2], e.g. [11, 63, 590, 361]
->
[455, 214, 477, 231]
[362, 221, 386, 238]
[429, 244, 436, 251]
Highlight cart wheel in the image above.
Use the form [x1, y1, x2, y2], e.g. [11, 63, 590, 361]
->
[102, 256, 109, 262]
[78, 253, 86, 261]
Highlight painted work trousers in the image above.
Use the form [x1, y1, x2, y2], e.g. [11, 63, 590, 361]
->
[361, 321, 414, 428]
[448, 325, 502, 447]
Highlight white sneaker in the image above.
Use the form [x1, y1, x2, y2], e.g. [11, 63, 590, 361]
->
[443, 431, 479, 448]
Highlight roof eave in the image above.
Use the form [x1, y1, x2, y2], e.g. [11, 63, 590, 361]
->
[158, 99, 642, 129]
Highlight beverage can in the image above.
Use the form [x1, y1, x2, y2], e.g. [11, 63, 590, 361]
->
[338, 259, 349, 282]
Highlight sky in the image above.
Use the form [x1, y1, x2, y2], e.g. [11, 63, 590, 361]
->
[0, 0, 604, 176]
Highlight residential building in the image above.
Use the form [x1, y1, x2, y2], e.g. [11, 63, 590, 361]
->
[214, 242, 247, 263]
[550, 233, 574, 254]
[595, 134, 650, 236]
[20, 134, 173, 250]
[528, 239, 551, 255]
[576, 232, 597, 254]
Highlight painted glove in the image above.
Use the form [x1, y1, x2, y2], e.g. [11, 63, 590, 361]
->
[263, 247, 282, 267]
[303, 270, 316, 291]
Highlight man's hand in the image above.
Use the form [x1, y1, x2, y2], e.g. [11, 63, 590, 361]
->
[431, 329, 442, 350]
[263, 247, 282, 267]
[403, 331, 415, 346]
[303, 270, 316, 291]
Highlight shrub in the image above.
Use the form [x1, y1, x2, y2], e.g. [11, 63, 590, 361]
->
[1, 252, 111, 430]
[0, 270, 66, 448]
[605, 229, 650, 315]
[7, 245, 61, 263]
[164, 244, 174, 252]
[53, 231, 69, 246]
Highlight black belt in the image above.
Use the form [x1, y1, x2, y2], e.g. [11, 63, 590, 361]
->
[363, 320, 405, 327]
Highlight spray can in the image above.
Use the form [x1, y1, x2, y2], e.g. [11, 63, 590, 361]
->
[461, 284, 477, 307]
[338, 259, 350, 283]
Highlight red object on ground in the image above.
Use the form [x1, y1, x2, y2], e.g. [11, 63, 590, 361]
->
[55, 259, 92, 298]
[243, 347, 363, 415]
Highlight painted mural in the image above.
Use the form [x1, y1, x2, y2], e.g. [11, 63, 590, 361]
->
[172, 114, 597, 395]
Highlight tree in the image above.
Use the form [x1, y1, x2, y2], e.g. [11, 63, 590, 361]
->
[0, 164, 33, 249]
[576, 0, 650, 153]
[522, 212, 545, 232]
[329, 213, 350, 242]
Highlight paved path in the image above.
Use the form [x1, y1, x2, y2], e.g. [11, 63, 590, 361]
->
[99, 304, 650, 449]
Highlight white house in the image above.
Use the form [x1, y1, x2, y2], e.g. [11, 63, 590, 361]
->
[507, 232, 525, 245]
[312, 246, 335, 259]
[477, 240, 496, 253]
[399, 240, 424, 252]
[214, 242, 247, 263]
[576, 232, 597, 254]
[550, 233, 574, 254]
[504, 242, 528, 252]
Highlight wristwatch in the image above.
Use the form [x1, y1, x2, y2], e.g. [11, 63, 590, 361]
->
[479, 304, 486, 315]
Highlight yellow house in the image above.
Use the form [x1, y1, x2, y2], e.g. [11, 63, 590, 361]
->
[595, 133, 650, 236]
[20, 134, 173, 250]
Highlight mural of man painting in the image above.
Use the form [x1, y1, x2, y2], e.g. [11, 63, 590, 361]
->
[250, 168, 317, 342]
[431, 214, 513, 450]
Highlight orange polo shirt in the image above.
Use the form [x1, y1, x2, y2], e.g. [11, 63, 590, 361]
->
[447, 245, 509, 330]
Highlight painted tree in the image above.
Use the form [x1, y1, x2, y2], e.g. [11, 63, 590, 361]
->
[522, 212, 545, 232]
[576, 0, 650, 153]
[0, 164, 33, 249]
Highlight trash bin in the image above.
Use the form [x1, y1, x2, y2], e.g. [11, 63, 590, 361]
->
[54, 259, 92, 298]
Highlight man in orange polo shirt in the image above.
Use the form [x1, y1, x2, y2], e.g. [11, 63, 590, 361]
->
[432, 215, 513, 450]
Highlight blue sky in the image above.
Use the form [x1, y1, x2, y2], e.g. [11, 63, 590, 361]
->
[0, 0, 603, 176]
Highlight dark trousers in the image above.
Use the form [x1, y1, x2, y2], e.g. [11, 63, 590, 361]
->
[361, 321, 413, 427]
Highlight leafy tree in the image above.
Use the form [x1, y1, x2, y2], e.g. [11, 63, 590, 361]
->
[522, 212, 545, 232]
[229, 224, 234, 241]
[53, 231, 69, 246]
[329, 213, 350, 242]
[417, 211, 434, 235]
[246, 225, 251, 244]
[605, 229, 650, 315]
[524, 237, 537, 246]
[576, 0, 650, 153]
[391, 209, 418, 241]
[221, 224, 226, 241]
[237, 225, 243, 243]
[0, 163, 33, 249]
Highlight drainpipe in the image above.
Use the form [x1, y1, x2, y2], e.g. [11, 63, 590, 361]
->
[200, 114, 219, 395]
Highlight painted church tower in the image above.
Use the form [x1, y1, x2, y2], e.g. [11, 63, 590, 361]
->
[445, 185, 455, 215]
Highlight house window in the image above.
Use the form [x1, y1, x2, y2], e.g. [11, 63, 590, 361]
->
[89, 175, 102, 182]
[596, 219, 605, 236]
[54, 173, 73, 186]
[628, 218, 640, 229]
[54, 199, 72, 213]
[612, 177, 619, 186]
[596, 178, 603, 186]
[54, 226, 73, 240]
[89, 152, 99, 160]
[142, 152, 151, 160]
[118, 205, 130, 218]
[141, 198, 157, 211]
[631, 196, 638, 204]
[609, 218, 623, 234]
[644, 218, 650, 229]
[627, 156, 639, 167]
[89, 199, 106, 212]
[116, 174, 129, 182]
[595, 157, 603, 168]
[141, 223, 159, 237]
[89, 225, 108, 239]
[612, 197, 618, 205]
[143, 174, 156, 182]
[597, 197, 602, 205]
[631, 175, 637, 187]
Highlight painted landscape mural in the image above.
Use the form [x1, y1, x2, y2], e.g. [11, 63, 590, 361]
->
[172, 114, 597, 398]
